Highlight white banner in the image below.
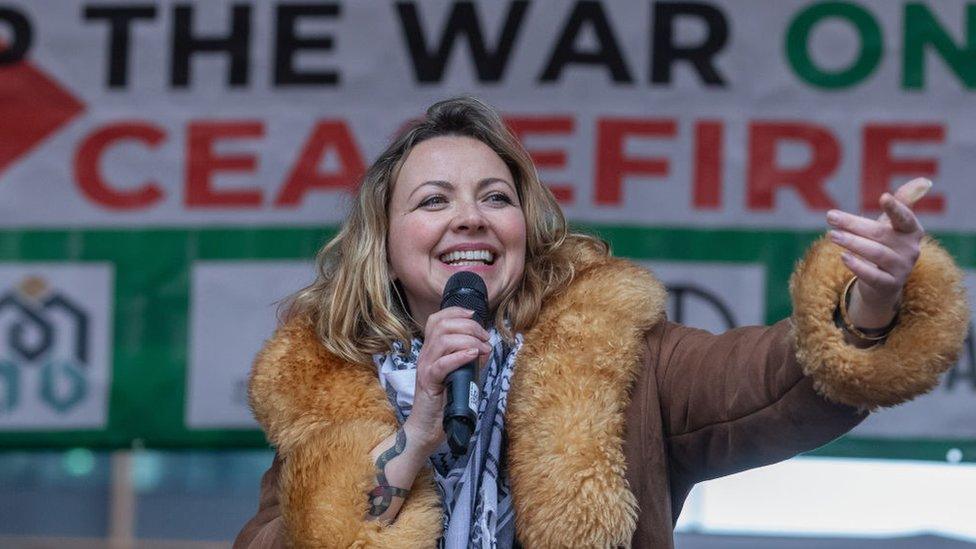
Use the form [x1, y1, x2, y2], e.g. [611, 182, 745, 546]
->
[0, 0, 972, 230]
[1, 0, 972, 450]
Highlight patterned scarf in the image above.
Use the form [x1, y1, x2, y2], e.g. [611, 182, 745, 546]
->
[375, 328, 523, 549]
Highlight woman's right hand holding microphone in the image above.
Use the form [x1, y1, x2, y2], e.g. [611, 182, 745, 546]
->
[403, 307, 492, 455]
[366, 307, 490, 522]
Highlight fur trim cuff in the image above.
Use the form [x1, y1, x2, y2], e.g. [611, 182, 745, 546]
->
[790, 236, 970, 409]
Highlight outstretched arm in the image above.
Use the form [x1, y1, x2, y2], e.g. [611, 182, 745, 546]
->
[659, 178, 969, 484]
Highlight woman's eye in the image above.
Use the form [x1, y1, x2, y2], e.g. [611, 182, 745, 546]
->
[419, 195, 447, 208]
[487, 193, 513, 205]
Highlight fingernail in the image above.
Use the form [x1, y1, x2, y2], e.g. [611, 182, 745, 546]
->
[829, 230, 844, 243]
[467, 348, 479, 355]
[826, 211, 840, 224]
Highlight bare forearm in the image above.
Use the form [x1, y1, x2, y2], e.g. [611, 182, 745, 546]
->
[365, 425, 433, 523]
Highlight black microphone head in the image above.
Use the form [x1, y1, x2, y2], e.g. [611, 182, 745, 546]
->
[441, 271, 489, 328]
[443, 271, 485, 297]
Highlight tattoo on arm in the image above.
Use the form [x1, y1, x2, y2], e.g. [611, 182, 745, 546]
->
[367, 428, 411, 517]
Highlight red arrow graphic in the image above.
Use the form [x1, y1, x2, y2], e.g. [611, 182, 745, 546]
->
[0, 46, 85, 179]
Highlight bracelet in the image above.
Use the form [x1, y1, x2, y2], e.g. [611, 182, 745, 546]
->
[834, 276, 898, 342]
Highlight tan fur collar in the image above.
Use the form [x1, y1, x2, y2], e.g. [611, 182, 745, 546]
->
[249, 253, 666, 547]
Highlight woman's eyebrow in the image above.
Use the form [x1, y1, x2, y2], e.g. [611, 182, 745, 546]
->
[408, 178, 514, 199]
[478, 177, 515, 193]
[409, 180, 453, 199]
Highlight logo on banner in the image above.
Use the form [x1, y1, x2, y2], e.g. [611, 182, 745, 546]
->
[642, 261, 765, 335]
[666, 283, 739, 330]
[0, 276, 91, 414]
[0, 265, 111, 431]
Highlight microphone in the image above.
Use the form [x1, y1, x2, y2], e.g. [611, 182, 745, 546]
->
[440, 271, 488, 456]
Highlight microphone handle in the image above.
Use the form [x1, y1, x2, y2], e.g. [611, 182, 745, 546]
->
[444, 358, 478, 455]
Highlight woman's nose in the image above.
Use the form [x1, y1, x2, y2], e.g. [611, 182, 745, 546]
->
[450, 201, 486, 232]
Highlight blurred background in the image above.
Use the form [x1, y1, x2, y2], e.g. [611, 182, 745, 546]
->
[0, 0, 973, 546]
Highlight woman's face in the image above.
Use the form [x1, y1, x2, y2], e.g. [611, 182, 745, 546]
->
[387, 135, 527, 328]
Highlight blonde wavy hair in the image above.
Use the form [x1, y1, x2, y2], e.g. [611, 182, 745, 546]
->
[285, 96, 608, 364]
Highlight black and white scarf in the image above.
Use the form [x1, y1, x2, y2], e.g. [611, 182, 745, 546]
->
[374, 328, 523, 549]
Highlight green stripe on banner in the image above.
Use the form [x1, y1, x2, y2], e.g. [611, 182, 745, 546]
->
[0, 226, 973, 463]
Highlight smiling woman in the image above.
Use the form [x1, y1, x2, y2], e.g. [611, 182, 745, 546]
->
[387, 136, 527, 329]
[235, 97, 969, 549]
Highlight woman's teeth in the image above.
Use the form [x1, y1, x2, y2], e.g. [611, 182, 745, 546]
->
[439, 250, 495, 265]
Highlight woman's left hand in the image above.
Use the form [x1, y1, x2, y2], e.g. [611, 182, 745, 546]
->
[825, 177, 930, 329]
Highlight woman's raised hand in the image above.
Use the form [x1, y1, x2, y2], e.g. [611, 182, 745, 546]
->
[825, 177, 930, 329]
[402, 307, 492, 454]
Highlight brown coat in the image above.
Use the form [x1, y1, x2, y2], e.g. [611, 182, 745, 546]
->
[235, 237, 968, 548]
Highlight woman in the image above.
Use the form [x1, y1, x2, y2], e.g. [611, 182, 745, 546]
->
[235, 97, 968, 548]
